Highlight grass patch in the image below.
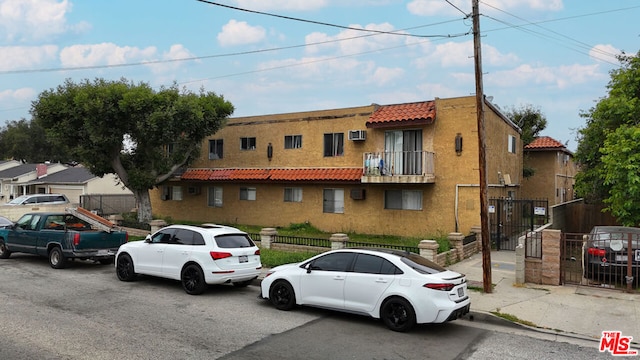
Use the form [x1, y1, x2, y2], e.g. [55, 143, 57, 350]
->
[490, 311, 537, 328]
[259, 248, 319, 268]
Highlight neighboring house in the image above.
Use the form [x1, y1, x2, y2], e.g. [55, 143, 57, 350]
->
[521, 136, 577, 205]
[24, 166, 133, 204]
[0, 164, 132, 205]
[0, 160, 21, 172]
[151, 95, 523, 238]
[0, 163, 67, 202]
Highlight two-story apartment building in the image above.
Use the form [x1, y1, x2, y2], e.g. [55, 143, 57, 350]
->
[151, 95, 522, 238]
[521, 136, 577, 205]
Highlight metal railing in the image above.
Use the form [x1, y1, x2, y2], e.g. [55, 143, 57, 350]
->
[274, 235, 332, 248]
[362, 151, 435, 177]
[346, 241, 420, 254]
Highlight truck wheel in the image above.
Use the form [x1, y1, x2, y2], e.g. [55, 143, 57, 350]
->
[116, 254, 136, 281]
[49, 247, 67, 269]
[0, 240, 11, 259]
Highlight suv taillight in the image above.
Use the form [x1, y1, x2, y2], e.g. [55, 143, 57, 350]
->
[424, 283, 455, 291]
[210, 251, 232, 260]
[254, 249, 260, 255]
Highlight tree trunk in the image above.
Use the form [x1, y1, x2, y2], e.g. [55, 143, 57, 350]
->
[135, 189, 153, 223]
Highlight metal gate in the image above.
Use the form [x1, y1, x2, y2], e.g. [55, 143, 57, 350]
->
[489, 198, 548, 251]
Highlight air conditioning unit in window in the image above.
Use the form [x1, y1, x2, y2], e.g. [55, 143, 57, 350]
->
[348, 130, 366, 141]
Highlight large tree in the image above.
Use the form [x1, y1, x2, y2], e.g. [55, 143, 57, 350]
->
[31, 78, 234, 222]
[503, 104, 547, 178]
[574, 51, 640, 205]
[0, 118, 70, 163]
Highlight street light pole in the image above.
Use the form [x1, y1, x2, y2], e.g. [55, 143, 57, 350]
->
[472, 0, 492, 293]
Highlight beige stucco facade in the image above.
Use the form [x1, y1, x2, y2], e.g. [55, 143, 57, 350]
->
[151, 96, 522, 238]
[521, 148, 577, 205]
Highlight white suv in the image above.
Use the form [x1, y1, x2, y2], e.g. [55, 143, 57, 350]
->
[5, 193, 70, 206]
[115, 224, 262, 295]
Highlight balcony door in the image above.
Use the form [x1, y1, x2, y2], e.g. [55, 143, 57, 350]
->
[384, 130, 422, 175]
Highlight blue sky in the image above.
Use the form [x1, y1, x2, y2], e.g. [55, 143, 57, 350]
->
[0, 0, 638, 151]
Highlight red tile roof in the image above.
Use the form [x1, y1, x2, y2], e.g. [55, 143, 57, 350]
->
[181, 168, 362, 182]
[367, 101, 436, 128]
[525, 136, 566, 150]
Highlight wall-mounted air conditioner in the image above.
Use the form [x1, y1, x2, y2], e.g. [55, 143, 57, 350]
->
[348, 130, 366, 141]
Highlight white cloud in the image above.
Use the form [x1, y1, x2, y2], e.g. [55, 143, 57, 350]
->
[234, 0, 328, 11]
[0, 45, 58, 71]
[485, 63, 602, 89]
[217, 20, 266, 47]
[589, 44, 622, 64]
[406, 0, 562, 16]
[305, 23, 405, 55]
[0, 0, 76, 42]
[369, 67, 404, 86]
[59, 43, 157, 67]
[414, 40, 518, 68]
[0, 87, 37, 102]
[148, 44, 196, 74]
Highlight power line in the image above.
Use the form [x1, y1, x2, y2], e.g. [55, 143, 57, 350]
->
[0, 19, 464, 76]
[195, 0, 464, 39]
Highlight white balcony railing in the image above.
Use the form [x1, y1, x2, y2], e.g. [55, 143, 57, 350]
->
[362, 151, 435, 177]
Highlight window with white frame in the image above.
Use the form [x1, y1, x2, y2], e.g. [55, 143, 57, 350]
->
[240, 187, 256, 201]
[323, 188, 344, 213]
[284, 135, 302, 149]
[284, 187, 302, 202]
[384, 189, 422, 210]
[207, 187, 223, 207]
[163, 185, 183, 201]
[241, 137, 256, 150]
[323, 133, 344, 157]
[209, 139, 223, 159]
[507, 135, 516, 154]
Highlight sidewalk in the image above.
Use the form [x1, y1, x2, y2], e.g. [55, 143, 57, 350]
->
[448, 251, 640, 343]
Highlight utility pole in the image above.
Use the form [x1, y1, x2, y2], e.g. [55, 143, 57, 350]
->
[472, 0, 492, 293]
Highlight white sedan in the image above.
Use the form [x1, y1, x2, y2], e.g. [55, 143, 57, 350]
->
[116, 224, 261, 295]
[260, 248, 470, 332]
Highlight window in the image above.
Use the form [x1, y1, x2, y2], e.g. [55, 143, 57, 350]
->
[508, 134, 516, 154]
[150, 228, 176, 243]
[240, 187, 256, 201]
[309, 252, 355, 272]
[323, 133, 344, 157]
[209, 139, 223, 159]
[284, 187, 302, 202]
[352, 254, 401, 275]
[323, 188, 344, 213]
[163, 186, 183, 201]
[215, 234, 255, 248]
[384, 190, 422, 210]
[284, 135, 302, 149]
[241, 137, 256, 150]
[208, 187, 223, 207]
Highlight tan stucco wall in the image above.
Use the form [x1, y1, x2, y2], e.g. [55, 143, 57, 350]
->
[521, 151, 577, 205]
[151, 96, 523, 238]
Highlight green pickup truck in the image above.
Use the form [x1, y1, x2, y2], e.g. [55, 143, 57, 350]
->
[0, 211, 128, 269]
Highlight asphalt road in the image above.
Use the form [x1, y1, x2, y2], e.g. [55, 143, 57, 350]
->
[0, 253, 609, 360]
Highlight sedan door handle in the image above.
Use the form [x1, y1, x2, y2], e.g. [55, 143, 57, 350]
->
[375, 279, 388, 283]
[333, 276, 345, 281]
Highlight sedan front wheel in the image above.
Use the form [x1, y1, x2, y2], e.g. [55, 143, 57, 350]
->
[269, 280, 296, 310]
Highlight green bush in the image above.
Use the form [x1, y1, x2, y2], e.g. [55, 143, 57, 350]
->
[259, 248, 319, 268]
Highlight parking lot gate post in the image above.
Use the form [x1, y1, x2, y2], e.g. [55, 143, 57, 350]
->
[149, 219, 167, 233]
[418, 240, 439, 263]
[448, 232, 464, 261]
[259, 228, 277, 249]
[330, 233, 348, 250]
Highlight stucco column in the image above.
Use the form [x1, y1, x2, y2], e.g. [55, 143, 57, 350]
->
[330, 233, 349, 250]
[471, 225, 482, 253]
[149, 219, 166, 233]
[448, 232, 464, 261]
[541, 229, 561, 285]
[418, 240, 439, 262]
[259, 228, 277, 249]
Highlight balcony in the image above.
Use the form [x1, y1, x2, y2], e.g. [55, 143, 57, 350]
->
[361, 151, 435, 184]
